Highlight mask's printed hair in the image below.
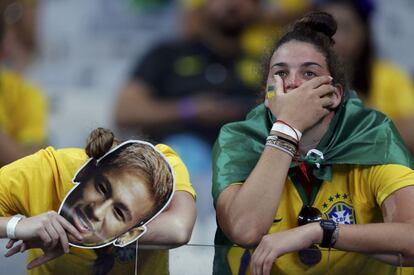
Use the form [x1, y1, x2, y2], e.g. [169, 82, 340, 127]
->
[85, 127, 174, 225]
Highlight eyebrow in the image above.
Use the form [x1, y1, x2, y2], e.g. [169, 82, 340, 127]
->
[271, 62, 323, 68]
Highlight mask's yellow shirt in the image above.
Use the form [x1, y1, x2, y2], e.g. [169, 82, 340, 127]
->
[227, 164, 414, 275]
[0, 68, 47, 145]
[0, 144, 196, 275]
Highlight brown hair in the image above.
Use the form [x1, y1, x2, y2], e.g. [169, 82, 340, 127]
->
[261, 11, 348, 100]
[85, 127, 174, 225]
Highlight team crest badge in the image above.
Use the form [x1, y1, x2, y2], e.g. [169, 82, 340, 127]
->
[326, 202, 356, 224]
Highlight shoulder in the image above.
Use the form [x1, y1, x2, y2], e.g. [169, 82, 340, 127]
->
[155, 144, 196, 198]
[350, 164, 414, 204]
[3, 147, 88, 171]
[155, 143, 188, 176]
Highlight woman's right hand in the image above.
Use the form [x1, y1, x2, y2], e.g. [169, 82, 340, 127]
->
[266, 75, 336, 132]
[14, 211, 82, 253]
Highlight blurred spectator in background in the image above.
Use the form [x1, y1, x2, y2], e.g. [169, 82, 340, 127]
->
[114, 0, 262, 147]
[0, 1, 47, 167]
[1, 0, 38, 72]
[316, 0, 414, 154]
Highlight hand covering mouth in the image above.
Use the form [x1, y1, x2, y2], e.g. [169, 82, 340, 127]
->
[73, 207, 94, 233]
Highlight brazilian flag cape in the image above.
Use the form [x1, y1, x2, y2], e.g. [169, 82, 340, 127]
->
[211, 96, 413, 274]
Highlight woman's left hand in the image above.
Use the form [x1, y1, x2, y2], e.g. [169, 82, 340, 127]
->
[251, 223, 321, 275]
[4, 239, 65, 269]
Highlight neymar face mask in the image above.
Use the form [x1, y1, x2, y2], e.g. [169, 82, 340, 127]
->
[58, 140, 175, 249]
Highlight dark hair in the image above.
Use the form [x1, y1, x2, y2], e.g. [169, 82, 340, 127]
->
[316, 0, 373, 97]
[85, 127, 174, 224]
[261, 11, 348, 99]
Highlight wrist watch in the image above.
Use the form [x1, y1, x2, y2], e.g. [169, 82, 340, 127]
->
[319, 219, 337, 248]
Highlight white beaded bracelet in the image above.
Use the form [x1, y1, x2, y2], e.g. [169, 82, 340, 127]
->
[271, 122, 302, 141]
[6, 215, 24, 239]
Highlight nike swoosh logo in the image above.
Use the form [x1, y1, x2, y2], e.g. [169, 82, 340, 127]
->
[273, 218, 283, 223]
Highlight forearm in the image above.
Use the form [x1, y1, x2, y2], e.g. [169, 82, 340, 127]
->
[0, 217, 13, 238]
[139, 192, 196, 248]
[115, 83, 182, 130]
[218, 146, 292, 246]
[306, 222, 414, 265]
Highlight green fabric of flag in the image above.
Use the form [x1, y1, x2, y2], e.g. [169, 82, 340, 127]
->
[212, 96, 414, 203]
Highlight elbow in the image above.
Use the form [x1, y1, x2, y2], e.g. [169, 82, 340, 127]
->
[171, 220, 194, 246]
[224, 223, 264, 248]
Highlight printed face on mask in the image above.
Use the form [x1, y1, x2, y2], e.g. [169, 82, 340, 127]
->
[58, 140, 175, 249]
[60, 168, 154, 247]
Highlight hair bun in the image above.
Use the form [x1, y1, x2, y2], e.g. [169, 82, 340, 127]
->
[85, 127, 115, 159]
[294, 11, 337, 42]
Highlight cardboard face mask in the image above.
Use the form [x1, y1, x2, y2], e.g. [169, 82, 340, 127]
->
[58, 140, 175, 249]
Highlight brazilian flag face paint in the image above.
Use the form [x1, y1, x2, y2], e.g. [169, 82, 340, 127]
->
[266, 85, 276, 99]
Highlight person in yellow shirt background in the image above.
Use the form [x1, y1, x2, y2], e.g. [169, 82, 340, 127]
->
[0, 0, 47, 167]
[0, 128, 197, 275]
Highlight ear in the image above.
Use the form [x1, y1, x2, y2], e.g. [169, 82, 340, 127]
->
[114, 226, 147, 247]
[330, 83, 344, 109]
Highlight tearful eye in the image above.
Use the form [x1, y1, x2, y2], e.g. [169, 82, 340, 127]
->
[274, 71, 287, 78]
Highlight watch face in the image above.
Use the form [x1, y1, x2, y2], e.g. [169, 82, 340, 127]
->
[321, 219, 336, 230]
[298, 245, 321, 265]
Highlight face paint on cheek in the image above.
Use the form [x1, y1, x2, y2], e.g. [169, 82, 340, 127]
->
[266, 85, 276, 99]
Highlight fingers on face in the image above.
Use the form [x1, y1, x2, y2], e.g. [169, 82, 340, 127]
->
[307, 75, 333, 89]
[273, 75, 284, 94]
[315, 83, 336, 97]
[51, 220, 69, 253]
[58, 215, 82, 241]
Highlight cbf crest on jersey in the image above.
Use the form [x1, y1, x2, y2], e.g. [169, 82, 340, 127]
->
[326, 202, 356, 224]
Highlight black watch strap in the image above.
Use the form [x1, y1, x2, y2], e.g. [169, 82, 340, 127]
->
[319, 219, 337, 248]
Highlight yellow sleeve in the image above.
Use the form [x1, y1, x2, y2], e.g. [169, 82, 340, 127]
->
[155, 144, 196, 199]
[366, 164, 414, 207]
[0, 147, 86, 217]
[370, 61, 414, 121]
[0, 148, 57, 217]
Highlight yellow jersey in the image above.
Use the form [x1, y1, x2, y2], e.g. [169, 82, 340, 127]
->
[224, 164, 414, 275]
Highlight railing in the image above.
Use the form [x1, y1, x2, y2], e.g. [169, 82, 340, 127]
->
[1, 240, 412, 275]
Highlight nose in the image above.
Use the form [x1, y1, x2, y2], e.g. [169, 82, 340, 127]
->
[87, 199, 113, 221]
[284, 74, 302, 92]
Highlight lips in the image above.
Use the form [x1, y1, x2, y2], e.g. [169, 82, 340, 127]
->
[73, 207, 94, 233]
